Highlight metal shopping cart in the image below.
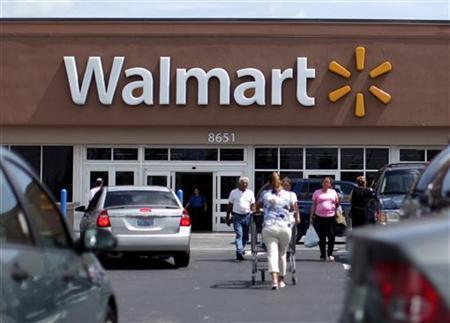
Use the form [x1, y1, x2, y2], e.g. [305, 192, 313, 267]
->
[250, 214, 297, 286]
[250, 213, 267, 285]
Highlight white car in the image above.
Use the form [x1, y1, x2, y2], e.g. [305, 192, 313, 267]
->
[78, 186, 192, 267]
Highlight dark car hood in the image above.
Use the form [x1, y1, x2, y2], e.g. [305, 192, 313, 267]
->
[380, 195, 405, 210]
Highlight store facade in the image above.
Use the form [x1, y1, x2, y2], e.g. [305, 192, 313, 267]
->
[1, 20, 448, 231]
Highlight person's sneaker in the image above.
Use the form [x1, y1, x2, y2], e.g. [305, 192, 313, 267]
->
[236, 254, 245, 261]
[271, 282, 279, 290]
[327, 255, 335, 262]
[278, 281, 286, 288]
[320, 255, 326, 261]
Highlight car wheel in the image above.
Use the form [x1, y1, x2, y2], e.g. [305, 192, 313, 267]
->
[104, 303, 117, 323]
[174, 251, 190, 268]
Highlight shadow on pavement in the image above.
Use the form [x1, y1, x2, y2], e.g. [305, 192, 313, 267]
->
[100, 256, 177, 270]
[210, 280, 270, 290]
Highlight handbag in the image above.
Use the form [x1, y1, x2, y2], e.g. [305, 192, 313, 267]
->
[335, 206, 347, 227]
[304, 225, 319, 248]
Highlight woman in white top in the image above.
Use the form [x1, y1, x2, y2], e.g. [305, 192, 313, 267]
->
[258, 172, 296, 290]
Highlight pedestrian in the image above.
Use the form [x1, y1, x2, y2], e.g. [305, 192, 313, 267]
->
[226, 176, 255, 261]
[185, 188, 207, 231]
[89, 178, 103, 201]
[349, 176, 374, 228]
[310, 177, 340, 262]
[281, 177, 301, 227]
[281, 177, 301, 257]
[259, 172, 296, 290]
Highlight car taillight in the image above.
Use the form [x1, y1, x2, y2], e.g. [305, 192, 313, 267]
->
[97, 209, 111, 227]
[372, 261, 449, 323]
[180, 209, 191, 227]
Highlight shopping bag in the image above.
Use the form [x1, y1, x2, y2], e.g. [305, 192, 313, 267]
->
[335, 206, 347, 226]
[304, 225, 319, 248]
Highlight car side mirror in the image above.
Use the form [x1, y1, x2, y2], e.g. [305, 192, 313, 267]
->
[81, 229, 117, 251]
[75, 205, 86, 212]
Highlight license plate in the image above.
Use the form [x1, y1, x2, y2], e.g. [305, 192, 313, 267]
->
[137, 218, 153, 227]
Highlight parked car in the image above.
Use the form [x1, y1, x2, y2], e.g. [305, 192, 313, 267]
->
[78, 186, 192, 268]
[402, 145, 450, 218]
[339, 207, 450, 323]
[369, 162, 426, 224]
[0, 148, 118, 323]
[291, 179, 357, 240]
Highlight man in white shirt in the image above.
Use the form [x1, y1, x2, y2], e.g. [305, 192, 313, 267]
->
[89, 178, 103, 202]
[226, 177, 255, 261]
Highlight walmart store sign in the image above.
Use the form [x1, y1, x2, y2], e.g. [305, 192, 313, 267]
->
[63, 56, 316, 107]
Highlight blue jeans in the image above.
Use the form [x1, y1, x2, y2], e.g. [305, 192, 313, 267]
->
[232, 213, 250, 256]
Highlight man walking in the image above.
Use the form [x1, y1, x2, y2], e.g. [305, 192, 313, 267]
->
[226, 177, 255, 261]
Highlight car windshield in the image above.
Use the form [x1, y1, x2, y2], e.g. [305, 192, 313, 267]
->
[104, 190, 179, 208]
[380, 169, 422, 195]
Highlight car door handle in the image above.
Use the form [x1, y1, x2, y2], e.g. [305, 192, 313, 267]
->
[11, 266, 30, 283]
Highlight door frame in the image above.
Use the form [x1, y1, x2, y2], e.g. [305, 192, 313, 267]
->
[303, 171, 340, 180]
[214, 171, 244, 232]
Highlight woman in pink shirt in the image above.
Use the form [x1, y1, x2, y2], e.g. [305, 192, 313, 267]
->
[309, 177, 340, 261]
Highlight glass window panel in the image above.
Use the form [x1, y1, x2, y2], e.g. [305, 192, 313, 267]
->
[427, 149, 441, 161]
[366, 171, 379, 188]
[341, 148, 364, 169]
[0, 169, 33, 245]
[400, 149, 425, 162]
[340, 171, 363, 183]
[220, 176, 240, 199]
[43, 146, 73, 202]
[147, 176, 167, 186]
[366, 148, 389, 170]
[255, 148, 278, 169]
[87, 148, 111, 160]
[280, 171, 303, 182]
[145, 148, 168, 161]
[254, 171, 273, 199]
[7, 161, 69, 249]
[11, 146, 41, 175]
[280, 148, 303, 169]
[115, 172, 134, 186]
[90, 171, 109, 189]
[306, 148, 338, 169]
[220, 149, 244, 161]
[113, 148, 138, 160]
[170, 149, 218, 161]
[220, 204, 229, 212]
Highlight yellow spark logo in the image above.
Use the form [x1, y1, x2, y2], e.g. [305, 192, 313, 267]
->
[328, 46, 392, 118]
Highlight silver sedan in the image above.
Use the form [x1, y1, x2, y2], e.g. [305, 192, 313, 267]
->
[80, 186, 191, 267]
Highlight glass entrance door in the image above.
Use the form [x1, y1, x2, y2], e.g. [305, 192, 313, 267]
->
[214, 173, 242, 231]
[144, 171, 171, 188]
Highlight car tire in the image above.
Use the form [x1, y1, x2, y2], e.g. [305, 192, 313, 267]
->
[174, 251, 190, 268]
[104, 303, 118, 323]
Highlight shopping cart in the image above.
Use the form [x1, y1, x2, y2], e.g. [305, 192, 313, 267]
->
[250, 214, 297, 286]
[250, 213, 267, 285]
[287, 224, 297, 285]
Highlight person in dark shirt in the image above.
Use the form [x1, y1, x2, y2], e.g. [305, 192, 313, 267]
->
[185, 188, 207, 231]
[350, 176, 374, 228]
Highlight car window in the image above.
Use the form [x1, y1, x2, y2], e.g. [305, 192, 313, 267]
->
[6, 161, 69, 249]
[415, 147, 449, 192]
[104, 190, 179, 208]
[441, 169, 450, 199]
[334, 183, 354, 202]
[380, 169, 422, 195]
[0, 168, 33, 246]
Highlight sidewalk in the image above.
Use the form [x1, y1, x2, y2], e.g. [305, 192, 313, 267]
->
[190, 232, 346, 251]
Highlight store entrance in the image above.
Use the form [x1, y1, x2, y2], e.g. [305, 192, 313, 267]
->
[176, 172, 213, 232]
